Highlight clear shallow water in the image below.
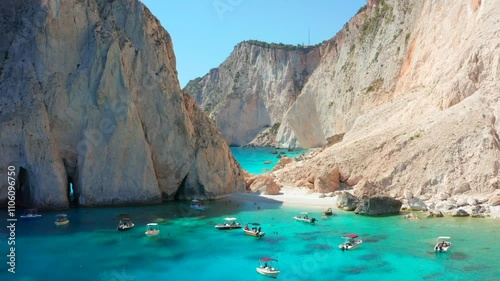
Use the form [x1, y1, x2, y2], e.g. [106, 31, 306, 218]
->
[1, 198, 499, 281]
[230, 147, 308, 175]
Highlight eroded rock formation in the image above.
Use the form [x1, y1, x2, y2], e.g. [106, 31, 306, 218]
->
[0, 0, 245, 209]
[198, 0, 499, 215]
[354, 196, 403, 216]
[184, 41, 323, 146]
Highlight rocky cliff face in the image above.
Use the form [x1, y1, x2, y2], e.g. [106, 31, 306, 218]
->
[277, 0, 499, 149]
[294, 0, 500, 198]
[183, 41, 323, 146]
[0, 0, 245, 209]
[187, 0, 499, 212]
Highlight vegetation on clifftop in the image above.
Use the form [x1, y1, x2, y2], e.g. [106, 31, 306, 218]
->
[360, 0, 394, 41]
[242, 39, 326, 53]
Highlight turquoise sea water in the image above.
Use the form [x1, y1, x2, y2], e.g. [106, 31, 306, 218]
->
[1, 149, 499, 280]
[230, 147, 308, 175]
[1, 198, 499, 281]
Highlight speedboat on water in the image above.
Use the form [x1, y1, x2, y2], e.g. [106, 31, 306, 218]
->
[294, 212, 316, 223]
[434, 236, 452, 252]
[243, 223, 265, 238]
[339, 234, 362, 250]
[145, 223, 160, 237]
[190, 199, 207, 211]
[20, 209, 42, 220]
[256, 257, 280, 278]
[117, 218, 134, 231]
[215, 217, 242, 230]
[54, 214, 69, 226]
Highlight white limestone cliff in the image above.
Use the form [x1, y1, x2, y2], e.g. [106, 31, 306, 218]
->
[186, 0, 499, 212]
[184, 41, 323, 146]
[0, 0, 245, 209]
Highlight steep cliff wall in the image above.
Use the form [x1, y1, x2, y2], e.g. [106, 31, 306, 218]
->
[184, 41, 323, 146]
[0, 0, 245, 209]
[186, 0, 499, 207]
[274, 0, 499, 210]
[278, 0, 420, 148]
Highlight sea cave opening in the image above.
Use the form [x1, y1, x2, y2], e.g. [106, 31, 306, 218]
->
[67, 177, 79, 208]
[16, 167, 33, 208]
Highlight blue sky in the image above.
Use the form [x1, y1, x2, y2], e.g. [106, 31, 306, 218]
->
[140, 0, 366, 87]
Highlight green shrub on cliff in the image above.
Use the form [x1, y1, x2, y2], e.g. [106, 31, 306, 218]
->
[270, 122, 281, 134]
[360, 0, 394, 42]
[243, 40, 322, 53]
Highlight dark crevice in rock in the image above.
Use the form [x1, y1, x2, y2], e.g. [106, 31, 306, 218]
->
[67, 175, 78, 208]
[16, 166, 32, 208]
[174, 173, 189, 200]
[63, 156, 79, 208]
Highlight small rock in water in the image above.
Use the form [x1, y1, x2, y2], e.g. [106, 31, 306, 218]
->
[426, 210, 443, 218]
[451, 208, 469, 217]
[404, 212, 420, 220]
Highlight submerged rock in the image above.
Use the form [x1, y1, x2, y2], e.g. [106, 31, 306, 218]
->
[404, 212, 420, 220]
[354, 196, 403, 216]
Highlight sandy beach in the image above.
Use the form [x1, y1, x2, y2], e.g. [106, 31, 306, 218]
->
[229, 186, 337, 209]
[229, 188, 500, 218]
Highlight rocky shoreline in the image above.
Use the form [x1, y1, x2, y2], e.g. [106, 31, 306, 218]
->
[335, 191, 498, 218]
[245, 148, 500, 218]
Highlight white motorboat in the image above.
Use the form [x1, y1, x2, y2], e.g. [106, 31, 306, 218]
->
[190, 199, 206, 211]
[434, 236, 452, 252]
[243, 223, 265, 238]
[145, 223, 160, 237]
[215, 217, 242, 230]
[54, 214, 69, 226]
[20, 209, 42, 220]
[339, 234, 362, 250]
[294, 212, 316, 223]
[256, 257, 280, 278]
[117, 218, 135, 231]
